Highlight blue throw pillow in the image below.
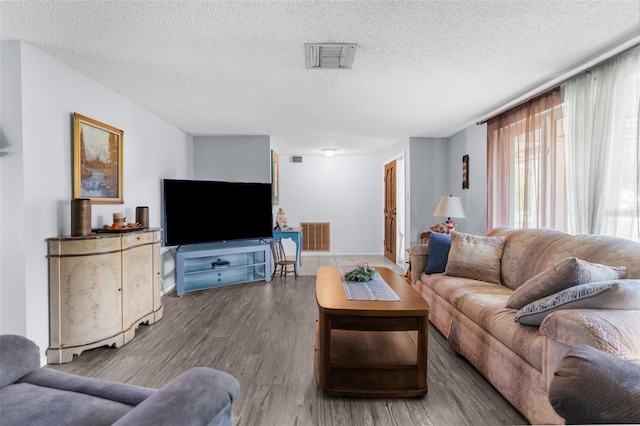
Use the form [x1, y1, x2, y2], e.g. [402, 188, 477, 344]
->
[425, 232, 451, 274]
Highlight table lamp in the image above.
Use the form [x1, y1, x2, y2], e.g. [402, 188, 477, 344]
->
[432, 195, 466, 234]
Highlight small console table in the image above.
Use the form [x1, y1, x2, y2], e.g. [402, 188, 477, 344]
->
[175, 240, 271, 296]
[272, 229, 303, 276]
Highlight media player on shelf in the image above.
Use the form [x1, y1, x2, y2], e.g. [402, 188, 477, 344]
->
[212, 259, 230, 269]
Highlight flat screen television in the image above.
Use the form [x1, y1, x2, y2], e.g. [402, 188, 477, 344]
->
[162, 179, 273, 247]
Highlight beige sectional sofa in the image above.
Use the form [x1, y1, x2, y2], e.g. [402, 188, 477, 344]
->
[409, 227, 640, 425]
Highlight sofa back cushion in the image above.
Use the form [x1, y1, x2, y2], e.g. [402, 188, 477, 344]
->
[487, 227, 569, 290]
[534, 234, 640, 279]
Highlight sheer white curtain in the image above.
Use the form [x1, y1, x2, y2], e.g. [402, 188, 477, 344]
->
[563, 48, 640, 241]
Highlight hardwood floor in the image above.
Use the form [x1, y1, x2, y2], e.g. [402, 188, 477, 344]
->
[48, 272, 528, 426]
[298, 254, 406, 276]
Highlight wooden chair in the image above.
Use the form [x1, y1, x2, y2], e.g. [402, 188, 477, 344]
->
[271, 239, 296, 279]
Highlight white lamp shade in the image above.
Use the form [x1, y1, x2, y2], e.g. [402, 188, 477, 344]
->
[433, 196, 466, 219]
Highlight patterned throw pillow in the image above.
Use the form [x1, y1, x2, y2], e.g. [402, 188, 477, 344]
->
[425, 232, 451, 274]
[444, 231, 506, 284]
[506, 257, 627, 309]
[514, 279, 640, 326]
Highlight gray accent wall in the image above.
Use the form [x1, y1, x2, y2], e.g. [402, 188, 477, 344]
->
[405, 125, 488, 248]
[446, 123, 488, 236]
[193, 135, 271, 183]
[408, 137, 448, 245]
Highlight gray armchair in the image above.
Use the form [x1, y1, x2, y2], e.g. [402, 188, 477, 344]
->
[0, 334, 240, 426]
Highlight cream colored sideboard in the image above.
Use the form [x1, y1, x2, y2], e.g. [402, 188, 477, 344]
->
[47, 228, 163, 363]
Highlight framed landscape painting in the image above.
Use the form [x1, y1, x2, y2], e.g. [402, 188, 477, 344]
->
[73, 113, 124, 204]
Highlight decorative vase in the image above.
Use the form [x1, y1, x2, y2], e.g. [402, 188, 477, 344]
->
[70, 198, 92, 236]
[136, 206, 149, 228]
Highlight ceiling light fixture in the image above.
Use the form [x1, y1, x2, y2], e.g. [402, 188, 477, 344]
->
[322, 148, 337, 157]
[305, 43, 357, 69]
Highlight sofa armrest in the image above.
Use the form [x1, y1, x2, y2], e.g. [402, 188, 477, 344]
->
[539, 309, 640, 391]
[548, 344, 640, 424]
[408, 244, 429, 286]
[0, 335, 41, 387]
[113, 367, 240, 426]
[20, 367, 153, 406]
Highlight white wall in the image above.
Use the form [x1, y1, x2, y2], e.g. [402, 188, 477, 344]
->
[277, 155, 384, 254]
[0, 41, 192, 360]
[0, 41, 27, 336]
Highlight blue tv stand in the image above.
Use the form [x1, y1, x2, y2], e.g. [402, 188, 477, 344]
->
[174, 240, 271, 296]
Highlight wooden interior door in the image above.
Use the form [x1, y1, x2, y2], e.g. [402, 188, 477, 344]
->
[384, 160, 396, 263]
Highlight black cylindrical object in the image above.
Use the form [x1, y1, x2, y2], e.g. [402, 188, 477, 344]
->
[136, 206, 149, 228]
[71, 198, 92, 236]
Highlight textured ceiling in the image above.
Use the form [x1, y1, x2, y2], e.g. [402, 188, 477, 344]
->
[2, 1, 639, 156]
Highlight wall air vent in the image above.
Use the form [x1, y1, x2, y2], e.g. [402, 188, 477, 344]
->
[305, 43, 358, 69]
[290, 156, 303, 163]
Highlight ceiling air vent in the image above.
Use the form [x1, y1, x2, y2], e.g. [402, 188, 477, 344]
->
[305, 43, 357, 69]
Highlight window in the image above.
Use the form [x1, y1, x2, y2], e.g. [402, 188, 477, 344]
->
[563, 49, 639, 241]
[487, 89, 566, 230]
[488, 48, 639, 242]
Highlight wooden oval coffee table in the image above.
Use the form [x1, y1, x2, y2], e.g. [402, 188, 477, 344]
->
[314, 265, 430, 398]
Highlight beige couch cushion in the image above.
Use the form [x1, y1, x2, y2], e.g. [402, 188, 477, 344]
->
[423, 273, 505, 309]
[506, 257, 627, 309]
[422, 274, 545, 370]
[535, 234, 640, 279]
[445, 232, 506, 284]
[455, 290, 544, 370]
[487, 228, 568, 290]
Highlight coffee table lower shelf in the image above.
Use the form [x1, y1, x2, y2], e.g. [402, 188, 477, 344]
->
[314, 327, 428, 398]
[314, 266, 430, 398]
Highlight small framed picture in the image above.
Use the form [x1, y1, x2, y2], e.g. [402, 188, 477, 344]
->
[462, 155, 469, 189]
[271, 150, 279, 205]
[73, 113, 124, 204]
